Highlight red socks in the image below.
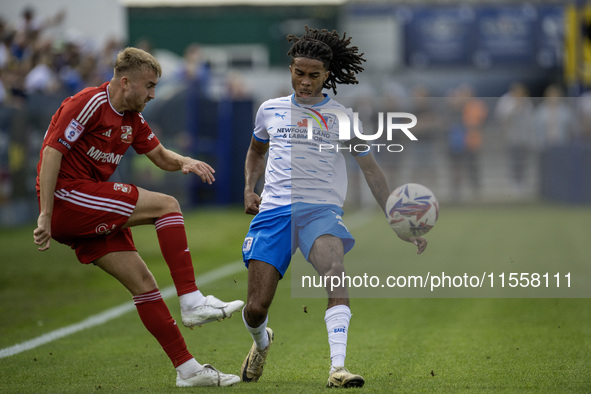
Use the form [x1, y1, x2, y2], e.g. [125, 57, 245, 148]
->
[133, 289, 193, 368]
[155, 213, 198, 296]
[137, 214, 199, 366]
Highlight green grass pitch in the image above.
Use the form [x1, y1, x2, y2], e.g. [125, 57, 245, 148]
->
[0, 205, 590, 392]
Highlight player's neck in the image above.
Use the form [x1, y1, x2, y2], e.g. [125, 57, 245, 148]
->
[293, 93, 326, 106]
[107, 82, 126, 114]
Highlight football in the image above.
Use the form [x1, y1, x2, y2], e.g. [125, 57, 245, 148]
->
[386, 183, 439, 238]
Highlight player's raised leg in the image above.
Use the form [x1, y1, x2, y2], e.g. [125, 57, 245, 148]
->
[124, 187, 244, 328]
[95, 251, 240, 387]
[241, 260, 279, 382]
[308, 235, 365, 388]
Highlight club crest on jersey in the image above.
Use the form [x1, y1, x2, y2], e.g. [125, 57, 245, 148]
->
[113, 183, 132, 193]
[96, 223, 116, 235]
[65, 119, 84, 142]
[120, 126, 133, 143]
[243, 237, 253, 252]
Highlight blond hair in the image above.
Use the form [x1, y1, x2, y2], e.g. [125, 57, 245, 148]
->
[113, 47, 162, 78]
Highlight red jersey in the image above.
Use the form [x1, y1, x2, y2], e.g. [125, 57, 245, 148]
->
[36, 82, 160, 195]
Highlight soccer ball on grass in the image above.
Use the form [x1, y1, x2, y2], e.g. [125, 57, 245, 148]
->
[386, 183, 439, 238]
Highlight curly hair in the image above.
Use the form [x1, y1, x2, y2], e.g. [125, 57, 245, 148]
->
[287, 26, 365, 95]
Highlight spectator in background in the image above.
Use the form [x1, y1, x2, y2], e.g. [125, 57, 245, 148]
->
[406, 85, 445, 190]
[15, 6, 65, 41]
[0, 19, 10, 69]
[96, 37, 124, 82]
[374, 82, 407, 192]
[12, 6, 64, 64]
[0, 69, 6, 104]
[534, 84, 579, 200]
[24, 52, 58, 94]
[578, 89, 591, 143]
[446, 84, 488, 200]
[1, 7, 66, 101]
[534, 84, 576, 149]
[494, 82, 535, 192]
[175, 43, 210, 95]
[462, 85, 488, 196]
[226, 71, 250, 99]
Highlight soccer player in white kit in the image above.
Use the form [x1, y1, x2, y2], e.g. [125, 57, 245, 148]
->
[240, 27, 428, 387]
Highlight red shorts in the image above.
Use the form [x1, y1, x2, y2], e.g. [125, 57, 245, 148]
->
[46, 180, 140, 264]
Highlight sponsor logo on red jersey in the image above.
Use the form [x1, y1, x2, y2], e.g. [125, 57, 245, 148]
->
[86, 146, 123, 164]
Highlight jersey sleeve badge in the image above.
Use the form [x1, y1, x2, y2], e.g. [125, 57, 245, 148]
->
[113, 183, 132, 193]
[64, 119, 84, 143]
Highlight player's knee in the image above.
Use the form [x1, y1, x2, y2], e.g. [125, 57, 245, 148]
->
[245, 302, 269, 327]
[143, 273, 158, 290]
[160, 194, 181, 215]
[129, 274, 158, 296]
[137, 270, 158, 292]
[320, 261, 345, 278]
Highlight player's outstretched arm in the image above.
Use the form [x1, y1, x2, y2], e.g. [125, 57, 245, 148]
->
[145, 143, 215, 184]
[34, 146, 63, 251]
[354, 152, 389, 211]
[354, 152, 427, 254]
[244, 137, 268, 215]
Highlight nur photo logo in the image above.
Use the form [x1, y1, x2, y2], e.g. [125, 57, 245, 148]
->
[304, 109, 419, 153]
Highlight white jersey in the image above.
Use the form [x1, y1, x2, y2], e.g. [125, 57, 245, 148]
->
[253, 94, 363, 212]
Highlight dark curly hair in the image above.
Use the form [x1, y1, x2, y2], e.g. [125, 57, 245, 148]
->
[287, 26, 366, 94]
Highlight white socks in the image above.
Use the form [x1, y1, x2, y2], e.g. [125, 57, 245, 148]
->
[325, 304, 352, 371]
[241, 304, 351, 369]
[243, 307, 269, 350]
[179, 290, 205, 313]
[176, 358, 203, 379]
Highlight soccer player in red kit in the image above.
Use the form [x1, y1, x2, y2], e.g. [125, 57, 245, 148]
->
[33, 47, 242, 387]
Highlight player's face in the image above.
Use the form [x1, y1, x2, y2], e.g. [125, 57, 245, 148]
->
[290, 57, 329, 105]
[124, 69, 158, 112]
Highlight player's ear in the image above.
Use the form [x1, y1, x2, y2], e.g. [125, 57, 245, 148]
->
[120, 75, 130, 91]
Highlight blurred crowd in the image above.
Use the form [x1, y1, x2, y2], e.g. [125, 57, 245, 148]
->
[0, 6, 237, 212]
[352, 80, 591, 204]
[0, 7, 124, 108]
[1, 6, 590, 222]
[0, 7, 126, 211]
[0, 6, 247, 108]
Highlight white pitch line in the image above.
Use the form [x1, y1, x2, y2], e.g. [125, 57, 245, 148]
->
[0, 208, 377, 359]
[0, 261, 245, 359]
